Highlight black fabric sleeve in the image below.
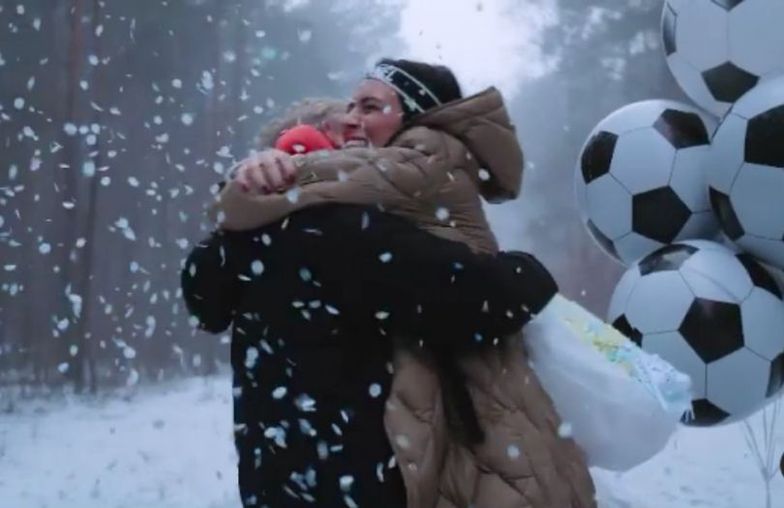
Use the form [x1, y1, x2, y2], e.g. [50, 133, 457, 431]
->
[227, 204, 558, 349]
[180, 230, 245, 334]
[335, 209, 558, 348]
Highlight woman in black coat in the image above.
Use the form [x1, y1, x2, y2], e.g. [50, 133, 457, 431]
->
[181, 203, 557, 507]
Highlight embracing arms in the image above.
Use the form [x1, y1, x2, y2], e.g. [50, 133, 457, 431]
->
[181, 204, 557, 346]
[208, 127, 461, 231]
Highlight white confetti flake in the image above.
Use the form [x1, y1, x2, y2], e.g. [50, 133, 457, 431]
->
[57, 362, 69, 374]
[22, 126, 37, 139]
[244, 347, 259, 369]
[395, 434, 411, 449]
[375, 311, 390, 320]
[82, 161, 96, 177]
[369, 383, 382, 398]
[128, 176, 140, 187]
[69, 345, 79, 357]
[201, 70, 214, 91]
[32, 17, 40, 30]
[144, 316, 156, 338]
[378, 252, 392, 263]
[298, 30, 312, 43]
[435, 207, 450, 221]
[171, 78, 182, 88]
[126, 369, 139, 386]
[88, 54, 99, 66]
[95, 24, 103, 36]
[57, 318, 69, 331]
[38, 242, 51, 254]
[13, 97, 24, 109]
[251, 260, 264, 276]
[558, 422, 573, 438]
[478, 169, 491, 181]
[339, 475, 354, 492]
[507, 444, 521, 459]
[285, 187, 300, 203]
[114, 217, 137, 241]
[272, 387, 287, 399]
[123, 346, 136, 359]
[180, 113, 194, 125]
[295, 394, 316, 412]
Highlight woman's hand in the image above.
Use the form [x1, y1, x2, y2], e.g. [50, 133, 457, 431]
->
[233, 149, 297, 194]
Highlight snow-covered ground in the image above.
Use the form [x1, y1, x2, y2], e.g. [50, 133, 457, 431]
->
[1, 375, 782, 508]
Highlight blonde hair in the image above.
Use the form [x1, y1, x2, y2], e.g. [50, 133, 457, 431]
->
[256, 97, 347, 148]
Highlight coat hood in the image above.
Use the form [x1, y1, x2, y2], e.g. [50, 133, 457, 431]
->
[410, 87, 524, 202]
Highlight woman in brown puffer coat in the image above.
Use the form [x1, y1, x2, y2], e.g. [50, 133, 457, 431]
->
[212, 58, 596, 508]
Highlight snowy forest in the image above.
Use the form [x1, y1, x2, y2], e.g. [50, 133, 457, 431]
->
[1, 1, 782, 507]
[0, 0, 683, 392]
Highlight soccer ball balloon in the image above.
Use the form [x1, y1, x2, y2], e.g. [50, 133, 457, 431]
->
[575, 100, 718, 266]
[708, 75, 784, 270]
[608, 240, 784, 426]
[662, 0, 784, 117]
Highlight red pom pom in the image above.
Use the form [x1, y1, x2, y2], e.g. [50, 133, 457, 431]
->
[275, 124, 335, 154]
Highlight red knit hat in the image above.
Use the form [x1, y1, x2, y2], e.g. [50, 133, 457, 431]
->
[275, 124, 335, 154]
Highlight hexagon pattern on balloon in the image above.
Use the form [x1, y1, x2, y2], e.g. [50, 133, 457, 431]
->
[576, 100, 717, 265]
[663, 0, 784, 117]
[608, 240, 784, 426]
[707, 347, 771, 418]
[707, 77, 784, 269]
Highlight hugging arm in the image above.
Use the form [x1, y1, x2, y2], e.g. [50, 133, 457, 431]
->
[226, 205, 557, 348]
[208, 127, 457, 232]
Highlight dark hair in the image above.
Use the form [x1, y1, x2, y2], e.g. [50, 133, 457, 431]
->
[375, 58, 463, 120]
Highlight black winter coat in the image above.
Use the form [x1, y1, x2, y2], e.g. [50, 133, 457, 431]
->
[181, 204, 557, 508]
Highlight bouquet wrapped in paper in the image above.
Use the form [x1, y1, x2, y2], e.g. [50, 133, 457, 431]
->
[525, 294, 692, 471]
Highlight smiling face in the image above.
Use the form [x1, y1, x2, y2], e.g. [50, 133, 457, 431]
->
[343, 79, 405, 148]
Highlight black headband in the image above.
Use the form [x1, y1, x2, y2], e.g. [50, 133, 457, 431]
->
[366, 63, 443, 119]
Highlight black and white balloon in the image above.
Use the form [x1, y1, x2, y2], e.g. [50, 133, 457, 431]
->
[575, 100, 718, 266]
[662, 0, 784, 117]
[608, 240, 784, 426]
[708, 76, 784, 270]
